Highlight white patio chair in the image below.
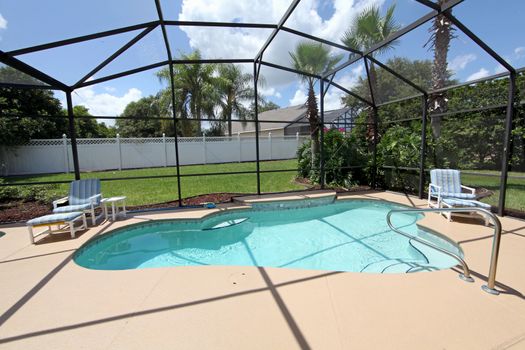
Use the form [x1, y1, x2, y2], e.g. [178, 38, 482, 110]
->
[428, 169, 476, 208]
[52, 179, 104, 225]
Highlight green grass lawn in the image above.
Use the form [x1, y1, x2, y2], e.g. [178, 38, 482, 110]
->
[2, 160, 305, 206]
[3, 161, 525, 212]
[462, 171, 525, 212]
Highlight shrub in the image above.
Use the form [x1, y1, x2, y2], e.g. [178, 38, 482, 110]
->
[0, 179, 21, 202]
[297, 129, 367, 188]
[376, 124, 421, 192]
[0, 178, 59, 203]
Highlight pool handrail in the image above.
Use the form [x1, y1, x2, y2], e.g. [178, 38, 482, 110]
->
[386, 207, 502, 295]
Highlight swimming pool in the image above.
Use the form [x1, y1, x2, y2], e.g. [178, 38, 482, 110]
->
[74, 199, 462, 273]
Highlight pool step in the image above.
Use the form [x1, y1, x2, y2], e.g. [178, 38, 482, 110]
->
[410, 238, 459, 268]
[361, 259, 422, 273]
[361, 259, 439, 274]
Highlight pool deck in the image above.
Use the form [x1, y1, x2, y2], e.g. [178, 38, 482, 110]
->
[0, 190, 524, 349]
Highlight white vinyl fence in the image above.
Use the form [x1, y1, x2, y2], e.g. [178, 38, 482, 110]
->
[0, 133, 309, 176]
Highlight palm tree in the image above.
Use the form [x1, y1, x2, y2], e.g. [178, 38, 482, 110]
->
[289, 42, 342, 160]
[216, 64, 254, 136]
[341, 4, 400, 146]
[157, 50, 218, 136]
[425, 0, 455, 139]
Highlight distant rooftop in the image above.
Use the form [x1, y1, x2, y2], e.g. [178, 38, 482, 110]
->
[232, 105, 352, 134]
[231, 105, 307, 134]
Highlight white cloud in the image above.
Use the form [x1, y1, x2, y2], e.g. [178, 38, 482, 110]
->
[288, 68, 362, 110]
[466, 68, 490, 81]
[73, 86, 142, 117]
[259, 86, 282, 99]
[104, 86, 117, 93]
[0, 14, 7, 30]
[289, 87, 347, 111]
[289, 89, 308, 106]
[514, 46, 525, 59]
[449, 54, 476, 72]
[178, 0, 382, 87]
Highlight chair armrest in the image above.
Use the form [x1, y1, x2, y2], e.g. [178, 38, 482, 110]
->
[88, 194, 102, 206]
[428, 183, 442, 202]
[461, 185, 476, 194]
[429, 183, 441, 194]
[52, 196, 69, 209]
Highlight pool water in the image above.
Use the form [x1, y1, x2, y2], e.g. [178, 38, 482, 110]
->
[74, 200, 462, 273]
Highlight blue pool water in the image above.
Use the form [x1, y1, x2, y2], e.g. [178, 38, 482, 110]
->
[74, 199, 462, 273]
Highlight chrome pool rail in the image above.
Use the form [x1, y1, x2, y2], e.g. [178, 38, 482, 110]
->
[386, 207, 503, 295]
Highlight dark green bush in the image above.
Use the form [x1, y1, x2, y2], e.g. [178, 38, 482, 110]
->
[0, 178, 59, 203]
[0, 179, 21, 202]
[297, 129, 368, 188]
[375, 124, 421, 192]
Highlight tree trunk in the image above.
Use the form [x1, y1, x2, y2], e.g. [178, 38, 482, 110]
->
[307, 80, 320, 167]
[429, 0, 452, 140]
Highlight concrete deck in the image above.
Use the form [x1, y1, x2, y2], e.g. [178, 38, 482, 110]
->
[0, 191, 524, 349]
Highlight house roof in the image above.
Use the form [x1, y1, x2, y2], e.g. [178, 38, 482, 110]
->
[231, 105, 352, 134]
[231, 105, 306, 134]
[293, 107, 352, 124]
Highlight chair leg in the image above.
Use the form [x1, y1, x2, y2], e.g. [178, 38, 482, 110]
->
[28, 226, 34, 244]
[82, 213, 88, 230]
[69, 220, 76, 238]
[91, 208, 96, 226]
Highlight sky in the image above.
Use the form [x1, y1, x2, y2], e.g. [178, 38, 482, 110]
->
[0, 0, 524, 125]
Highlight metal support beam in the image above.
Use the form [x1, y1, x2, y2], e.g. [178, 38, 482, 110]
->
[168, 63, 183, 207]
[255, 0, 301, 61]
[0, 82, 62, 90]
[77, 60, 170, 88]
[7, 22, 159, 57]
[155, 0, 173, 62]
[323, 72, 336, 96]
[320, 79, 325, 189]
[0, 50, 69, 91]
[322, 78, 373, 106]
[66, 91, 80, 180]
[260, 60, 373, 106]
[445, 13, 515, 74]
[261, 60, 373, 107]
[367, 56, 427, 94]
[74, 25, 157, 88]
[418, 96, 429, 198]
[372, 106, 379, 189]
[78, 59, 253, 88]
[498, 73, 516, 216]
[322, 1, 463, 80]
[323, 10, 437, 79]
[253, 61, 261, 194]
[281, 26, 362, 55]
[165, 21, 277, 29]
[364, 57, 378, 189]
[364, 57, 376, 106]
[413, 0, 440, 11]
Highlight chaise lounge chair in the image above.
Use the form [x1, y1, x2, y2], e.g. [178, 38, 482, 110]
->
[428, 169, 476, 208]
[52, 179, 104, 225]
[428, 169, 491, 225]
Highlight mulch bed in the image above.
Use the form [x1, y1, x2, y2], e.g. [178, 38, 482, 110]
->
[0, 201, 53, 224]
